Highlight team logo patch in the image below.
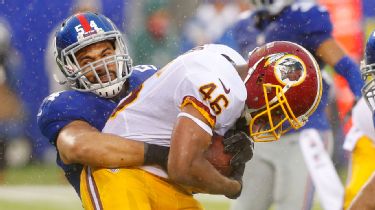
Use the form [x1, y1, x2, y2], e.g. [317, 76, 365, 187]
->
[75, 20, 104, 41]
[273, 54, 306, 86]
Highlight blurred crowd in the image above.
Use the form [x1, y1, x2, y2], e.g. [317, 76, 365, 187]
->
[0, 0, 375, 203]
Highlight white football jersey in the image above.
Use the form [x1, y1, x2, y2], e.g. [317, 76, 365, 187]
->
[344, 97, 375, 151]
[102, 44, 247, 177]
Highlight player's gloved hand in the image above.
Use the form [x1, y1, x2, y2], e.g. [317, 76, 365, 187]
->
[225, 163, 245, 199]
[223, 130, 254, 167]
[144, 143, 169, 171]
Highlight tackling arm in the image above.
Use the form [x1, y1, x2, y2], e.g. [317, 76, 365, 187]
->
[316, 38, 363, 98]
[57, 120, 168, 169]
[168, 104, 241, 198]
[315, 38, 345, 66]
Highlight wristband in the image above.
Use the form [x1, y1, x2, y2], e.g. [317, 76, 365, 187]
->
[144, 143, 169, 171]
[334, 56, 364, 99]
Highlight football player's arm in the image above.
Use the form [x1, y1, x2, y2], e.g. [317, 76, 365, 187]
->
[315, 38, 363, 99]
[315, 38, 345, 66]
[57, 120, 168, 169]
[168, 104, 241, 198]
[302, 4, 363, 98]
[348, 172, 375, 210]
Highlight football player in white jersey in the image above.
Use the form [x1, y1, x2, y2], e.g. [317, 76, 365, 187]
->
[343, 97, 375, 209]
[80, 41, 322, 210]
[347, 30, 375, 210]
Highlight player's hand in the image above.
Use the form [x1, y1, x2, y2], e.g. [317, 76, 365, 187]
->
[223, 130, 254, 167]
[225, 163, 245, 199]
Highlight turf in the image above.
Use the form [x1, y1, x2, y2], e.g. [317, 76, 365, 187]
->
[2, 163, 65, 185]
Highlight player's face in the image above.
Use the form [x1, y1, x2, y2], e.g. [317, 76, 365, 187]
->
[75, 40, 117, 83]
[251, 107, 284, 133]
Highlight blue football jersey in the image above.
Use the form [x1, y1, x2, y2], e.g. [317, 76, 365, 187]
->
[218, 2, 333, 130]
[37, 65, 157, 195]
[219, 2, 332, 62]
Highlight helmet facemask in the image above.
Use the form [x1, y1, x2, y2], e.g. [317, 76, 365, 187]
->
[361, 62, 375, 111]
[247, 83, 309, 142]
[56, 31, 132, 98]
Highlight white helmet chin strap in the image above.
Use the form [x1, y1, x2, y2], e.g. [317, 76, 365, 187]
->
[93, 80, 124, 98]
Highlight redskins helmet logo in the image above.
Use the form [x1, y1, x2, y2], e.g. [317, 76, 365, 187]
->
[273, 54, 306, 86]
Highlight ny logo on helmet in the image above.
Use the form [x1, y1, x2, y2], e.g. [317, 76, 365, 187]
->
[75, 20, 104, 41]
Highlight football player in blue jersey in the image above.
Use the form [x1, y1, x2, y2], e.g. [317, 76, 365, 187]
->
[348, 30, 375, 210]
[218, 1, 364, 210]
[37, 12, 170, 196]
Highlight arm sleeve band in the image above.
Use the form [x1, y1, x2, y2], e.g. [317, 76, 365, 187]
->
[334, 56, 364, 99]
[144, 143, 169, 171]
[177, 112, 213, 136]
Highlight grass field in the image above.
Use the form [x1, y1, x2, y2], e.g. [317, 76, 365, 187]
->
[0, 164, 327, 210]
[0, 185, 231, 210]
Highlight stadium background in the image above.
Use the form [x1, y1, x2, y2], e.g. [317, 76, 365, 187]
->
[0, 0, 374, 209]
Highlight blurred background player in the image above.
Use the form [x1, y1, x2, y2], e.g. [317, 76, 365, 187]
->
[347, 29, 375, 210]
[180, 0, 246, 53]
[129, 0, 179, 68]
[218, 1, 364, 210]
[0, 19, 30, 182]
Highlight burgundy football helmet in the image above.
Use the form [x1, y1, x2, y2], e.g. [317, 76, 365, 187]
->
[244, 41, 322, 142]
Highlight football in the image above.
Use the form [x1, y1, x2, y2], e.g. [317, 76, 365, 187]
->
[205, 134, 233, 176]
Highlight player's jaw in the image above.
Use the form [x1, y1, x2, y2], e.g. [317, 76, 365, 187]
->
[85, 64, 117, 84]
[249, 107, 287, 142]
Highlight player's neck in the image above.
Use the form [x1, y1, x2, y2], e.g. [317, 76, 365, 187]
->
[236, 64, 249, 81]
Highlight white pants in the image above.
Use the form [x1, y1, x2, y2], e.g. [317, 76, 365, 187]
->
[231, 130, 333, 210]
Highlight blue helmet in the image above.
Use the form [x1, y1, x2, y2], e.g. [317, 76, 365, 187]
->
[54, 12, 132, 98]
[361, 30, 375, 110]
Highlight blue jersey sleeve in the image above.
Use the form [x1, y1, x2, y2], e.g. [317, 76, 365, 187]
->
[37, 90, 116, 145]
[289, 3, 333, 52]
[38, 66, 156, 145]
[128, 65, 157, 91]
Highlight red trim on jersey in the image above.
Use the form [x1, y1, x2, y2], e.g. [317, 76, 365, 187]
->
[109, 84, 143, 119]
[76, 14, 91, 32]
[181, 96, 216, 128]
